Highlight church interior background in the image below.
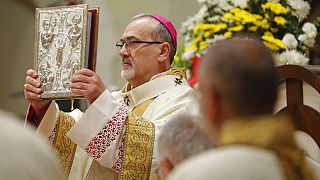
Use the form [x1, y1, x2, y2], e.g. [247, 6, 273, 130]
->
[0, 0, 319, 118]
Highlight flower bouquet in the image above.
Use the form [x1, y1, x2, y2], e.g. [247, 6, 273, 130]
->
[173, 0, 320, 86]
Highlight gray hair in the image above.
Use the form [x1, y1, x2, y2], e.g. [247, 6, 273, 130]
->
[158, 114, 213, 165]
[131, 14, 176, 64]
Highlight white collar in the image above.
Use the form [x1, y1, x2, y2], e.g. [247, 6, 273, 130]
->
[119, 69, 188, 109]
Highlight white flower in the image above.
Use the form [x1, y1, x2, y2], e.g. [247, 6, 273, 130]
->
[207, 35, 227, 44]
[181, 15, 202, 32]
[298, 34, 315, 47]
[287, 0, 310, 21]
[197, 0, 207, 3]
[182, 50, 195, 61]
[217, 0, 234, 11]
[231, 0, 248, 9]
[298, 34, 307, 42]
[198, 0, 216, 6]
[198, 5, 209, 17]
[277, 49, 309, 65]
[282, 33, 298, 49]
[303, 38, 315, 48]
[298, 23, 317, 48]
[207, 15, 221, 22]
[302, 22, 317, 38]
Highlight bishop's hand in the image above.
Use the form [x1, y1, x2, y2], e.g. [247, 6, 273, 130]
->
[70, 69, 106, 104]
[24, 69, 51, 119]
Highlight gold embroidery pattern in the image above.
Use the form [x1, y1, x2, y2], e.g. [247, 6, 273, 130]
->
[52, 112, 77, 176]
[121, 112, 155, 180]
[219, 116, 314, 180]
[163, 67, 187, 79]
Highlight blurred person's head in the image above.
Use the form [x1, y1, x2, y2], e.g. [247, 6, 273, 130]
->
[157, 114, 213, 179]
[117, 14, 177, 88]
[0, 109, 65, 180]
[198, 38, 278, 142]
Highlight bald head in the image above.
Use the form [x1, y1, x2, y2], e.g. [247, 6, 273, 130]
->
[200, 38, 278, 116]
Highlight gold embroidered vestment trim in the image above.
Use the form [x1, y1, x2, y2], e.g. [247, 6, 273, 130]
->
[121, 99, 155, 180]
[52, 112, 77, 176]
[219, 116, 314, 180]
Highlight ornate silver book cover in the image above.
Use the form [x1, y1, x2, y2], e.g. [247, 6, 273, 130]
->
[34, 4, 88, 99]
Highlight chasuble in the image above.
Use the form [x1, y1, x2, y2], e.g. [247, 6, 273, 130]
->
[29, 68, 198, 180]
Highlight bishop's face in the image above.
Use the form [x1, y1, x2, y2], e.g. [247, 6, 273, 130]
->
[118, 18, 162, 88]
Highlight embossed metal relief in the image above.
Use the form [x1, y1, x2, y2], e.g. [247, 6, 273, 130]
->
[34, 4, 88, 99]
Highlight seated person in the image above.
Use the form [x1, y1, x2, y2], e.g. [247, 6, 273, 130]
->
[168, 38, 320, 180]
[157, 114, 213, 179]
[0, 109, 64, 180]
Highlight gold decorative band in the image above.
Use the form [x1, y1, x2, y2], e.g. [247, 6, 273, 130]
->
[52, 112, 77, 176]
[121, 112, 155, 180]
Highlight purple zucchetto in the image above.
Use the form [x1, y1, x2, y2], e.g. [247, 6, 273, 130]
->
[147, 14, 177, 50]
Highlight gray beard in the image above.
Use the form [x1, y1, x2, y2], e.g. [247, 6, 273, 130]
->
[121, 68, 135, 80]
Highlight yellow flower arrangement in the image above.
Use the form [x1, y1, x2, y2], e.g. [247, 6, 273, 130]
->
[262, 1, 288, 14]
[174, 0, 320, 68]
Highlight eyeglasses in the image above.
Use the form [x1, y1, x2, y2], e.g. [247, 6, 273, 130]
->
[116, 39, 162, 52]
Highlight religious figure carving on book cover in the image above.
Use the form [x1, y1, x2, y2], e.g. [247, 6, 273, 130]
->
[34, 5, 88, 99]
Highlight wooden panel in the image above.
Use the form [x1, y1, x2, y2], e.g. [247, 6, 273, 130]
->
[275, 65, 320, 147]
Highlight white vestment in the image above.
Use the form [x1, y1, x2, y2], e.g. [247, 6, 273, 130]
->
[168, 145, 320, 180]
[168, 116, 320, 180]
[0, 110, 64, 180]
[34, 69, 198, 180]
